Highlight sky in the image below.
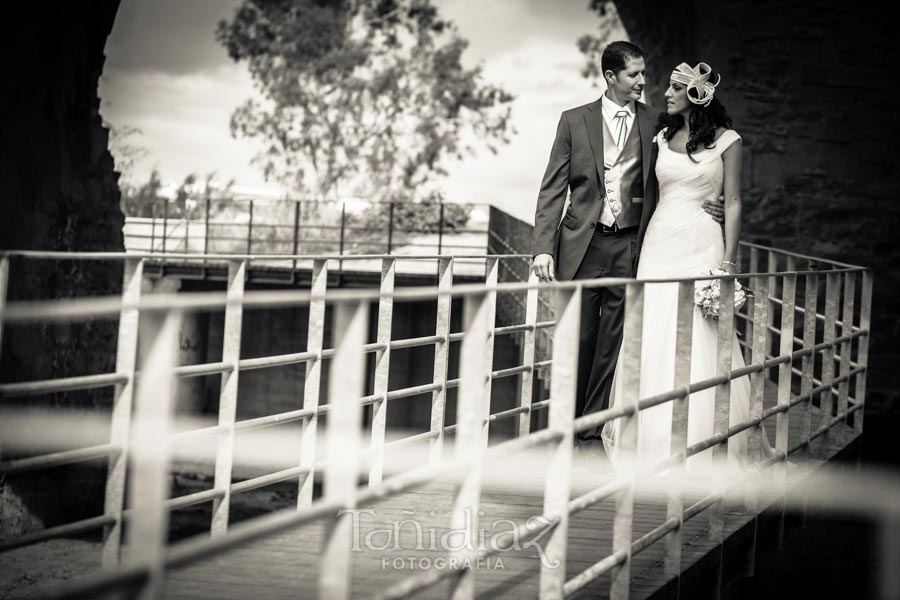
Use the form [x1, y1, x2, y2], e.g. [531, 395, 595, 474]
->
[100, 0, 627, 224]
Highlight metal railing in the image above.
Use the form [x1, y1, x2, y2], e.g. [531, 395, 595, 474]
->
[0, 244, 873, 599]
[122, 198, 491, 257]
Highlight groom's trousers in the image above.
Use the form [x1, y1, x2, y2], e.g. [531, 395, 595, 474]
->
[572, 225, 637, 442]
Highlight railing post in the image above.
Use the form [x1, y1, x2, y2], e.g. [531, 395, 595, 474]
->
[664, 281, 694, 581]
[387, 202, 395, 254]
[709, 276, 735, 595]
[838, 272, 856, 442]
[368, 258, 395, 486]
[517, 270, 539, 437]
[744, 273, 769, 576]
[818, 272, 840, 457]
[101, 257, 144, 566]
[610, 282, 644, 600]
[480, 257, 499, 446]
[800, 274, 818, 453]
[150, 202, 157, 252]
[204, 195, 211, 256]
[854, 271, 873, 434]
[538, 285, 580, 599]
[429, 257, 453, 464]
[292, 200, 301, 277]
[448, 291, 491, 600]
[246, 200, 254, 255]
[319, 299, 368, 600]
[774, 272, 796, 547]
[211, 260, 246, 536]
[162, 198, 169, 255]
[438, 202, 445, 255]
[125, 308, 181, 600]
[298, 259, 328, 507]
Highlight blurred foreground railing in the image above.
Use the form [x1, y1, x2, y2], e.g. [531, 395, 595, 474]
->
[0, 244, 875, 599]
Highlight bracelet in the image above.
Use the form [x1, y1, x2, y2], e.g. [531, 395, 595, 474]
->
[722, 261, 737, 267]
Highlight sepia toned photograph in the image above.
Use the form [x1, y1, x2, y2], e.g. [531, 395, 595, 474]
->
[1, 1, 898, 599]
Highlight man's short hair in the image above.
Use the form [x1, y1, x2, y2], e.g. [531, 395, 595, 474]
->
[601, 41, 645, 76]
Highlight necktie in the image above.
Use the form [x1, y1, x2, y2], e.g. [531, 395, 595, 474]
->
[614, 110, 629, 149]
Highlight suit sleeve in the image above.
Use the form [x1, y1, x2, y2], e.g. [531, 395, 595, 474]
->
[531, 112, 571, 257]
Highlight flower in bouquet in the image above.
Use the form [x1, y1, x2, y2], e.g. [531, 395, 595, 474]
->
[693, 270, 751, 319]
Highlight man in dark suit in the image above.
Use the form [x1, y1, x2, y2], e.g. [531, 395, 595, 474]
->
[531, 41, 721, 449]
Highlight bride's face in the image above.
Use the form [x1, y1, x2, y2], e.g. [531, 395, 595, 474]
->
[665, 80, 691, 115]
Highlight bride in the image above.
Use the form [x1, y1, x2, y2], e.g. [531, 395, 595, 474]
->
[601, 61, 770, 472]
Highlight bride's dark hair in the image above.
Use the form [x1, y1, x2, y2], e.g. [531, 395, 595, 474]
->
[656, 68, 733, 162]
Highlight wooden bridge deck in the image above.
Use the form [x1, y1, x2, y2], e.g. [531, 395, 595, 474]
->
[0, 401, 858, 600]
[155, 405, 856, 600]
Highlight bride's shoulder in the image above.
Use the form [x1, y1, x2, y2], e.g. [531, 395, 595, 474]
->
[712, 128, 742, 152]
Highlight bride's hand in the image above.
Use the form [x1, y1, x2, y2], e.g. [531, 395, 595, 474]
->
[718, 262, 736, 274]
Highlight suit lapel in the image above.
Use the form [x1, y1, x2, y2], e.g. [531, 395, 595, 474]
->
[636, 102, 654, 188]
[583, 100, 607, 197]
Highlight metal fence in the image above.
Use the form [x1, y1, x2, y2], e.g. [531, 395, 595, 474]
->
[0, 244, 873, 599]
[122, 199, 491, 257]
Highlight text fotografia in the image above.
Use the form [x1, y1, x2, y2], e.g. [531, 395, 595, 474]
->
[337, 508, 561, 570]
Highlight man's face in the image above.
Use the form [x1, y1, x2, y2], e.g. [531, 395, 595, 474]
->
[606, 56, 646, 102]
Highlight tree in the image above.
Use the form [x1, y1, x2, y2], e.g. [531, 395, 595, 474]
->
[216, 0, 514, 204]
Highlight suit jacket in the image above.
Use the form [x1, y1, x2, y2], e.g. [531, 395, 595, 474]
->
[532, 98, 661, 281]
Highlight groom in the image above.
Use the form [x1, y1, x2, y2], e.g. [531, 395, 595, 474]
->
[531, 41, 722, 450]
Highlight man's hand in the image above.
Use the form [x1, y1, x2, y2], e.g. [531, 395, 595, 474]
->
[702, 195, 725, 224]
[532, 253, 556, 282]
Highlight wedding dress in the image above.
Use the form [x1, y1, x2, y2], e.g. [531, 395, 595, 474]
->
[601, 128, 761, 472]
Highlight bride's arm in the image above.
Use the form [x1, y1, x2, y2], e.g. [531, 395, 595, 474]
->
[720, 139, 743, 273]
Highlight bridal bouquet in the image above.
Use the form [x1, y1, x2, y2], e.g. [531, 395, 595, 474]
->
[694, 270, 751, 319]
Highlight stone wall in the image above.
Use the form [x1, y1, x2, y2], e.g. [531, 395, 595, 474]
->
[613, 0, 900, 413]
[0, 2, 125, 535]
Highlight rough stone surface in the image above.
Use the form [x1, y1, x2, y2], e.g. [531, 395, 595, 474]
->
[0, 1, 124, 536]
[614, 0, 900, 414]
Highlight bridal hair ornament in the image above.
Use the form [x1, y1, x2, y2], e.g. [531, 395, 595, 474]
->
[670, 62, 721, 107]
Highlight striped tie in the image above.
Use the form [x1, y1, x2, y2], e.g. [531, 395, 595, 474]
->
[614, 110, 629, 149]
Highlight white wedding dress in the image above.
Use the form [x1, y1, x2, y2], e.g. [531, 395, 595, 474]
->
[602, 128, 757, 473]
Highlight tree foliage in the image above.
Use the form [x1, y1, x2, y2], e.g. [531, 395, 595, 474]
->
[576, 1, 623, 85]
[216, 0, 514, 203]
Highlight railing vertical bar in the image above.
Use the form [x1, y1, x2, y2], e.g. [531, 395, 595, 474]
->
[387, 202, 395, 254]
[438, 202, 445, 255]
[125, 309, 181, 600]
[368, 258, 395, 486]
[291, 201, 301, 274]
[211, 260, 246, 536]
[429, 257, 453, 465]
[101, 258, 143, 566]
[838, 271, 856, 442]
[246, 200, 254, 255]
[774, 273, 796, 547]
[538, 285, 580, 599]
[517, 270, 539, 438]
[449, 291, 490, 600]
[203, 196, 211, 257]
[747, 246, 759, 355]
[150, 202, 157, 252]
[481, 257, 499, 446]
[318, 299, 368, 600]
[709, 276, 735, 596]
[298, 259, 328, 507]
[800, 274, 818, 451]
[162, 198, 168, 256]
[766, 252, 777, 368]
[610, 282, 644, 600]
[664, 281, 694, 582]
[819, 272, 839, 457]
[744, 274, 769, 576]
[854, 271, 873, 434]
